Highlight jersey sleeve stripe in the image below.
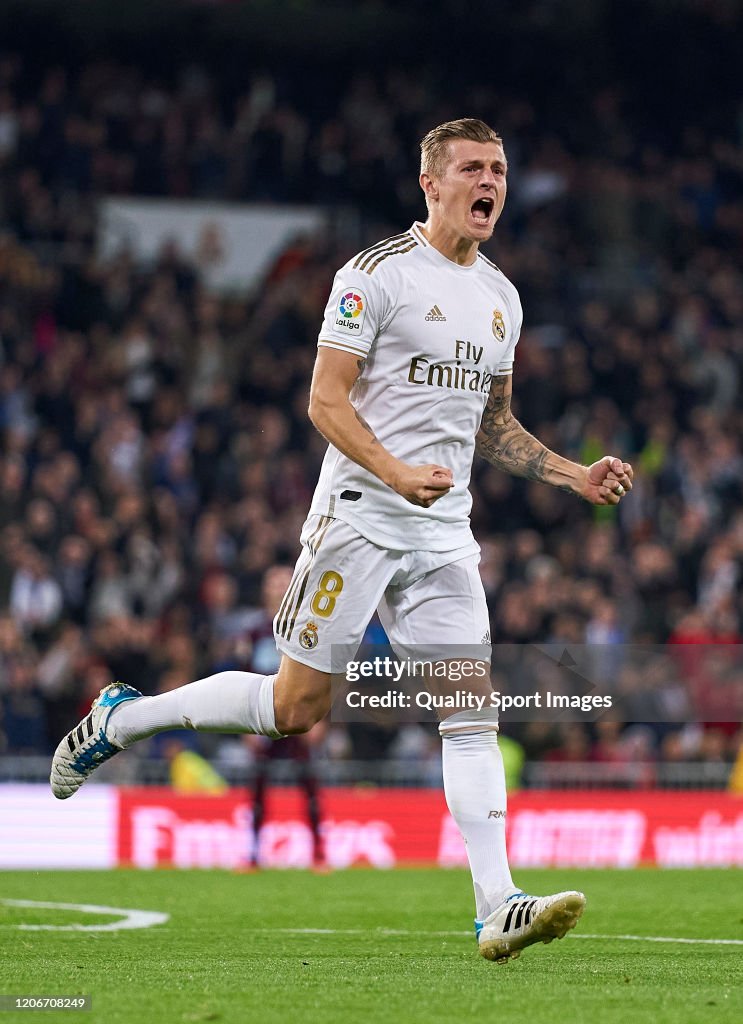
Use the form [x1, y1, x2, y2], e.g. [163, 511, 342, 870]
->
[365, 239, 418, 275]
[318, 338, 368, 356]
[352, 231, 411, 270]
[477, 252, 502, 273]
[410, 223, 429, 246]
[356, 233, 414, 272]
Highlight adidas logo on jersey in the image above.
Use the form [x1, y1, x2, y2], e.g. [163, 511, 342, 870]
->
[425, 305, 447, 322]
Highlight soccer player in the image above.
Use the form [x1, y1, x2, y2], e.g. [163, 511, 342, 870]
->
[51, 119, 633, 963]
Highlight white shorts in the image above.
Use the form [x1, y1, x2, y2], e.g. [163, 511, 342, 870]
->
[274, 515, 490, 673]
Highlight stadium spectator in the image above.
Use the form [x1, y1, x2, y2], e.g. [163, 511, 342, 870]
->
[0, 37, 740, 772]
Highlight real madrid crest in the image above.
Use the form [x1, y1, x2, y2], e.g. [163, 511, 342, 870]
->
[492, 309, 506, 342]
[298, 621, 319, 650]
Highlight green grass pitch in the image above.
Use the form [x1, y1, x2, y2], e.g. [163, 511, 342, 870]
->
[1, 868, 742, 1024]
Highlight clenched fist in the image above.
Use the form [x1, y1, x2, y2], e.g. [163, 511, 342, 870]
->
[579, 456, 634, 506]
[390, 464, 454, 508]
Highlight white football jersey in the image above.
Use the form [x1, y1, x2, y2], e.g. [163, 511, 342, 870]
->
[310, 221, 523, 551]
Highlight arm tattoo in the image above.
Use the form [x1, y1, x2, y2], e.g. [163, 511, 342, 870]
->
[475, 375, 550, 482]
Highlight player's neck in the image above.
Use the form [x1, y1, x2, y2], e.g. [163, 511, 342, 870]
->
[419, 219, 479, 267]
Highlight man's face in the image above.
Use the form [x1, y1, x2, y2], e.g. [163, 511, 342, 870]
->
[423, 138, 508, 241]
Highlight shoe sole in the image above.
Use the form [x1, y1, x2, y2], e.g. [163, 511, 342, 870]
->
[50, 745, 86, 799]
[479, 891, 586, 964]
[50, 684, 133, 799]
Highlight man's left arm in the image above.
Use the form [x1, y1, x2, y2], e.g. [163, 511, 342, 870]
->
[475, 374, 633, 505]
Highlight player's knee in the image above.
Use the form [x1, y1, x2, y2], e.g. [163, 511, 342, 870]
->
[274, 657, 330, 735]
[276, 699, 327, 735]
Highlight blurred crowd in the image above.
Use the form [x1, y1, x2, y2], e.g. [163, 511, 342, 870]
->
[0, 49, 741, 775]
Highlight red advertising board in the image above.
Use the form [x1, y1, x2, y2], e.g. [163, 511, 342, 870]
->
[117, 787, 743, 870]
[1, 785, 742, 870]
[117, 787, 444, 869]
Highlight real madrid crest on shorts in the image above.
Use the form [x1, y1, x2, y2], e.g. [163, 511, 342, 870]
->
[492, 309, 506, 341]
[299, 622, 319, 650]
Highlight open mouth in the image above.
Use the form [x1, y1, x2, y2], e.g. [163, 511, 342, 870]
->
[471, 197, 494, 223]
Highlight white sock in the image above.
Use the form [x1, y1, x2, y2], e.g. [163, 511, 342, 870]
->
[440, 709, 517, 922]
[108, 671, 281, 746]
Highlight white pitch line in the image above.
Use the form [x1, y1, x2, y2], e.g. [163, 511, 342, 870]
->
[1, 899, 169, 932]
[3, 909, 739, 946]
[257, 928, 471, 936]
[257, 927, 743, 946]
[573, 933, 743, 947]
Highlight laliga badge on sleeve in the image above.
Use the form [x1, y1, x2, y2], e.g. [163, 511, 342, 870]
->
[334, 289, 367, 334]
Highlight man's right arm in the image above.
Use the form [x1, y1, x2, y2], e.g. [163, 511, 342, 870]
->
[308, 346, 453, 508]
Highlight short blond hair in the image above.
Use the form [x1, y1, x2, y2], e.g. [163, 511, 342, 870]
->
[420, 118, 503, 181]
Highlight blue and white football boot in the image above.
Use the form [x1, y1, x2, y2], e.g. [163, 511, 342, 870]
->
[476, 890, 586, 963]
[50, 682, 142, 799]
